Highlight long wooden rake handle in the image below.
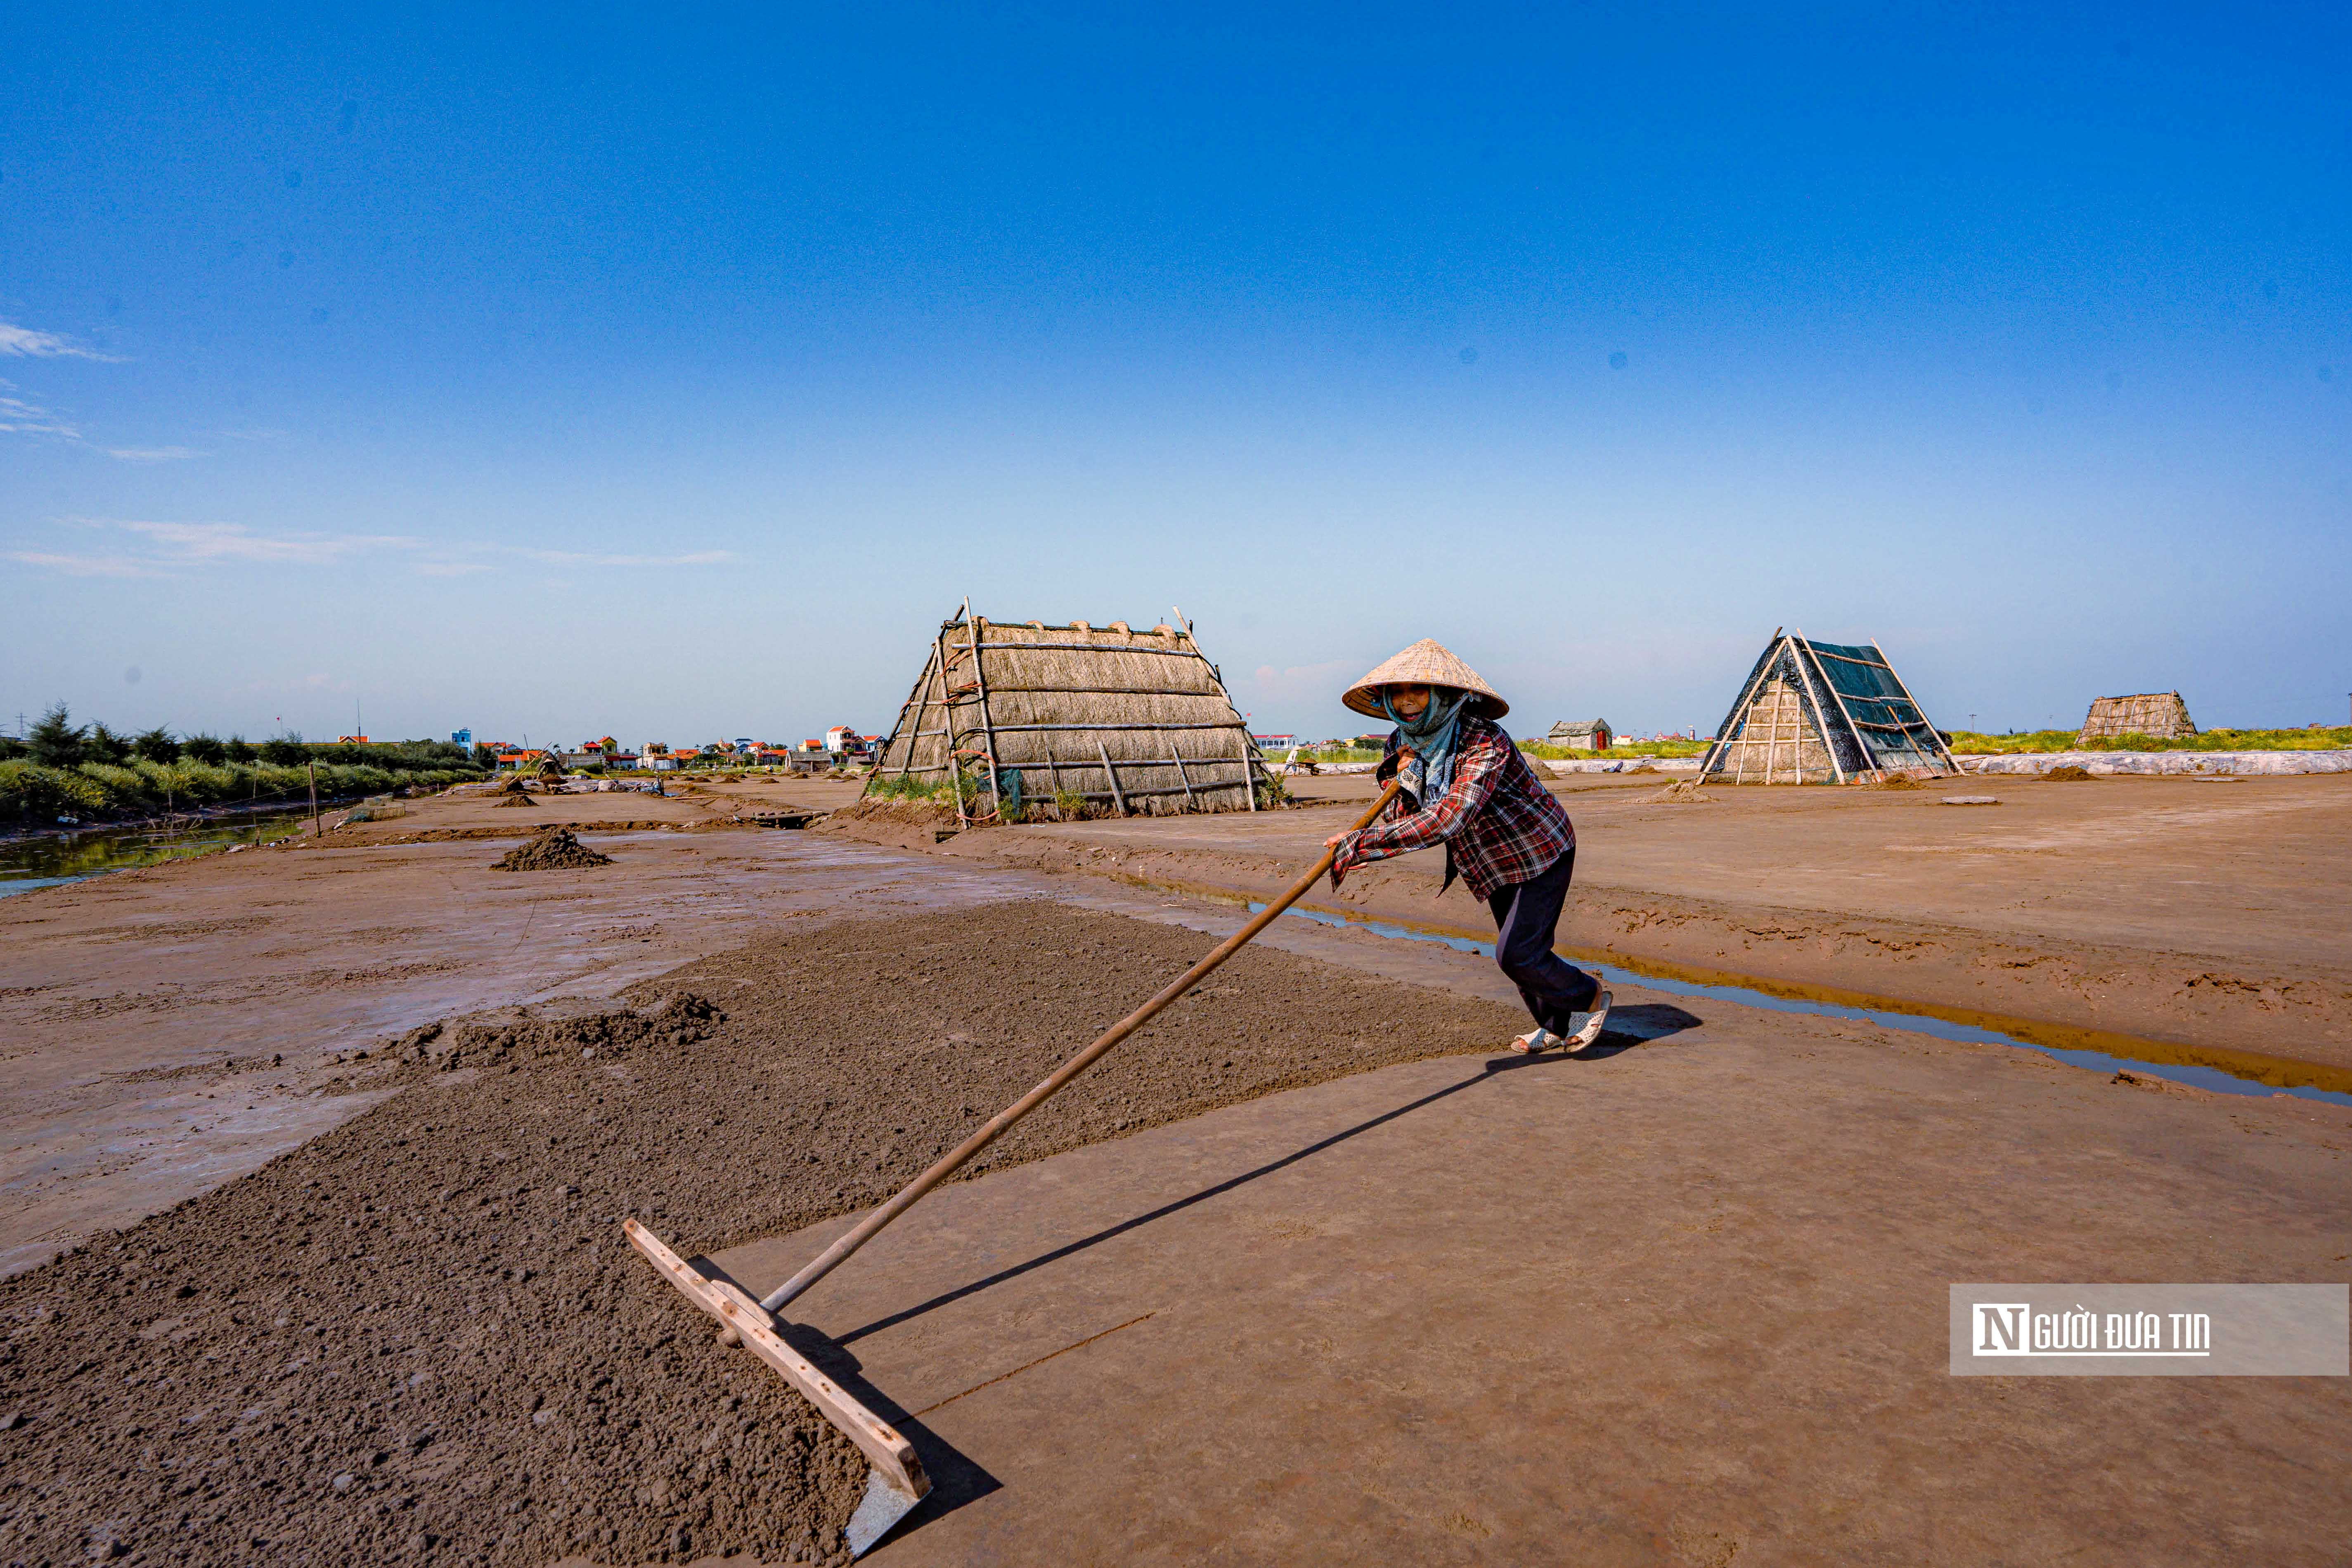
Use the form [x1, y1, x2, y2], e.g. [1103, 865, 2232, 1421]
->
[760, 776, 1404, 1315]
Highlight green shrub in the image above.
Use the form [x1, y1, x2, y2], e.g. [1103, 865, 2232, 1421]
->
[865, 772, 951, 802]
[184, 734, 229, 766]
[133, 727, 181, 763]
[77, 762, 156, 810]
[171, 761, 240, 804]
[0, 762, 111, 823]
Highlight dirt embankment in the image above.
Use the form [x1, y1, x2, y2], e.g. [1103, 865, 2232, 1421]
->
[0, 903, 1519, 1567]
[817, 800, 2352, 1066]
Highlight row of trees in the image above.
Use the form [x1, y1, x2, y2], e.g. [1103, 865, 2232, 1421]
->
[0, 756, 485, 827]
[1, 705, 480, 774]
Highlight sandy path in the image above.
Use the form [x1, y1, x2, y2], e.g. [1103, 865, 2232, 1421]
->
[717, 1002, 2352, 1566]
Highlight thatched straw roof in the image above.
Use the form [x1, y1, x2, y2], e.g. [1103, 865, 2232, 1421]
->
[2079, 692, 2195, 743]
[867, 610, 1271, 819]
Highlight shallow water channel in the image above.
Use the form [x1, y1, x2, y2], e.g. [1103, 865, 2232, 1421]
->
[0, 807, 313, 898]
[1250, 900, 2352, 1111]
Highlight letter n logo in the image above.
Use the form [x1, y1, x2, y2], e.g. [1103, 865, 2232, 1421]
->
[1974, 1303, 2030, 1356]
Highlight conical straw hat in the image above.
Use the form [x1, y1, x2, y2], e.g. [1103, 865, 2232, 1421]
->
[1342, 639, 1508, 720]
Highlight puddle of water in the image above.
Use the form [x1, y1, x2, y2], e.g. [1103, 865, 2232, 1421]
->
[1249, 901, 2352, 1110]
[0, 809, 313, 898]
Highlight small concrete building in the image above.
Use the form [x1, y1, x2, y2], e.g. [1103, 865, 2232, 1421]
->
[1547, 719, 1614, 750]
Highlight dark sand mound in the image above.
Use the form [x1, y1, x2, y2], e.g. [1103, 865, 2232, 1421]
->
[493, 827, 612, 870]
[2044, 764, 2096, 781]
[814, 798, 963, 849]
[823, 799, 957, 828]
[493, 792, 536, 808]
[0, 903, 1519, 1566]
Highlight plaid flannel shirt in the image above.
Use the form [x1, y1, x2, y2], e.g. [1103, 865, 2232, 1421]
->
[1330, 715, 1575, 901]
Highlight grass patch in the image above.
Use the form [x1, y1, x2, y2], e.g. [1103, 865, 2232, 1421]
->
[1949, 727, 2352, 754]
[1520, 738, 1712, 760]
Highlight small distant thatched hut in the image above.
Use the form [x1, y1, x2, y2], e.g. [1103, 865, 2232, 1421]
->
[1699, 628, 1955, 784]
[866, 608, 1273, 821]
[2078, 692, 2195, 745]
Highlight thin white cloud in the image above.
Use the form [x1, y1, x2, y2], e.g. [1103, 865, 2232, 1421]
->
[4, 518, 422, 577]
[104, 445, 205, 463]
[5, 519, 731, 579]
[0, 321, 123, 361]
[501, 546, 734, 568]
[117, 519, 420, 564]
[1, 550, 162, 578]
[0, 390, 80, 440]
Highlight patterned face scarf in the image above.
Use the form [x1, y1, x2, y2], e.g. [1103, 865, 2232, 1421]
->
[1381, 686, 1472, 803]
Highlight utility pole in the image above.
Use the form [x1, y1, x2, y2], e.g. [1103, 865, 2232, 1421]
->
[307, 761, 319, 837]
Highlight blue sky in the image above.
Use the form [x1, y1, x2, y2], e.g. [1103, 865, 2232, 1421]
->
[4, 4, 2346, 747]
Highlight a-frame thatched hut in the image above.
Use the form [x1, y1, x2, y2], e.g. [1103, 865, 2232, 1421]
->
[2078, 692, 2195, 744]
[866, 608, 1273, 821]
[1699, 629, 1955, 784]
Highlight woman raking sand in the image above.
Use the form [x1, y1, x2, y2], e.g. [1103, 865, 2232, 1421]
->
[1325, 639, 1611, 1053]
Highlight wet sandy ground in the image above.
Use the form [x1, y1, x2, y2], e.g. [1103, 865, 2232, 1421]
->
[841, 770, 2352, 1067]
[0, 782, 933, 1279]
[0, 904, 1536, 1566]
[2, 776, 2347, 1562]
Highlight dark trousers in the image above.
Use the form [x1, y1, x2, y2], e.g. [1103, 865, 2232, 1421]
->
[1487, 848, 1599, 1034]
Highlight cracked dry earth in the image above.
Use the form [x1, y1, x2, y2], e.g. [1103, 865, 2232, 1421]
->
[0, 902, 1520, 1567]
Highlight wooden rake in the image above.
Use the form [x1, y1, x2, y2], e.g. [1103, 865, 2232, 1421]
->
[625, 778, 1401, 1556]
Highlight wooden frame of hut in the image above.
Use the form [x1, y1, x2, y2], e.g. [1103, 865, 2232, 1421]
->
[2078, 692, 2195, 745]
[866, 605, 1273, 822]
[1699, 628, 1955, 784]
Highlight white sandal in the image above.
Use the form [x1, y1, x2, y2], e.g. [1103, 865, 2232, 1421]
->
[1564, 989, 1613, 1053]
[1510, 1027, 1558, 1055]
